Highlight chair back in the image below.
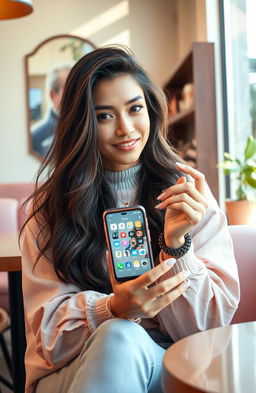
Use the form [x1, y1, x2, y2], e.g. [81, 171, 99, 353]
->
[229, 225, 256, 323]
[0, 183, 34, 230]
[0, 198, 18, 233]
[0, 198, 19, 312]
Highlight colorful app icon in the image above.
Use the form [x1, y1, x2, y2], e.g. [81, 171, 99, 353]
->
[110, 223, 117, 230]
[128, 230, 135, 237]
[117, 263, 124, 270]
[141, 260, 148, 267]
[129, 238, 137, 247]
[137, 238, 144, 244]
[120, 232, 126, 238]
[113, 241, 120, 247]
[127, 222, 133, 228]
[133, 261, 140, 268]
[131, 249, 138, 256]
[112, 232, 118, 239]
[139, 249, 146, 256]
[135, 221, 142, 228]
[118, 223, 125, 229]
[125, 262, 132, 269]
[121, 240, 128, 246]
[123, 250, 130, 257]
[136, 230, 143, 237]
[115, 251, 122, 258]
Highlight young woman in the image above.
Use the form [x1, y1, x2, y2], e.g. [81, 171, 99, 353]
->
[21, 46, 239, 393]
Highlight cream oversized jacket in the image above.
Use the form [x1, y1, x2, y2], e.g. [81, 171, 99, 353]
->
[21, 189, 240, 393]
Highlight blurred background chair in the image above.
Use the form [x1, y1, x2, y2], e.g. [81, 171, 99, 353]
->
[0, 184, 34, 392]
[0, 183, 34, 313]
[0, 307, 13, 390]
[229, 225, 256, 324]
[0, 198, 19, 391]
[0, 183, 35, 231]
[0, 198, 19, 313]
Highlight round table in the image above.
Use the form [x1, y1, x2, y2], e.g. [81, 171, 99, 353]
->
[162, 321, 256, 393]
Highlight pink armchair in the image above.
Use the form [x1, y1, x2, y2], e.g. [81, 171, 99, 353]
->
[0, 198, 18, 233]
[0, 183, 35, 230]
[0, 183, 34, 313]
[0, 198, 19, 312]
[229, 225, 256, 324]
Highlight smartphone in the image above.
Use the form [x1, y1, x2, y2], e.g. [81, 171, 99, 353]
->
[103, 205, 154, 282]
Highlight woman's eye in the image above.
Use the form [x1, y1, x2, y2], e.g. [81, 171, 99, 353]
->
[130, 105, 143, 113]
[96, 113, 112, 121]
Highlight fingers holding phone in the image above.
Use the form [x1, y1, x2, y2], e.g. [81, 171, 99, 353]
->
[103, 205, 191, 320]
[108, 254, 191, 320]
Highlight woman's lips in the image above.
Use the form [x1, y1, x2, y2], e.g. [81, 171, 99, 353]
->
[113, 138, 139, 151]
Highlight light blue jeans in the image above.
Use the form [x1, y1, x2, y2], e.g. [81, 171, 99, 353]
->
[35, 319, 169, 393]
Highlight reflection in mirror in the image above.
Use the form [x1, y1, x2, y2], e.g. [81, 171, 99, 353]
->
[25, 35, 96, 160]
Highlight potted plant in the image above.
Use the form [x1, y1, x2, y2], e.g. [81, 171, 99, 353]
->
[218, 135, 256, 225]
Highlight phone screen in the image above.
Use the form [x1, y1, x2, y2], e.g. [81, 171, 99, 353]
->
[104, 207, 154, 281]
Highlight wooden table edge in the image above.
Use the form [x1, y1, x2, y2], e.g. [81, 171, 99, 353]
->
[0, 256, 21, 272]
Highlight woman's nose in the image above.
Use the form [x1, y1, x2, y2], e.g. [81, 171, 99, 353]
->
[115, 115, 133, 137]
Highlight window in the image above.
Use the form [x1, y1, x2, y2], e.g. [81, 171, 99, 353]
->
[220, 0, 255, 197]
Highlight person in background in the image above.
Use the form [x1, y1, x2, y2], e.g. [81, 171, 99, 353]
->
[21, 46, 239, 393]
[31, 64, 71, 157]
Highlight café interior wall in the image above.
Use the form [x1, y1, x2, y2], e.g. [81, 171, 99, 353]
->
[0, 0, 203, 183]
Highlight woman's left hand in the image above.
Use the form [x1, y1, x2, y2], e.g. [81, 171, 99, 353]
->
[156, 162, 209, 253]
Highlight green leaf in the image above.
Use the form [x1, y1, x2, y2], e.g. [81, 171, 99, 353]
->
[247, 178, 256, 188]
[245, 173, 256, 189]
[223, 152, 235, 161]
[244, 167, 256, 189]
[217, 161, 238, 171]
[59, 44, 68, 52]
[236, 185, 248, 200]
[223, 168, 239, 175]
[246, 159, 256, 168]
[244, 136, 256, 160]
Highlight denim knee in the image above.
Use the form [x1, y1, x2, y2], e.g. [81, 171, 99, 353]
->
[72, 319, 165, 393]
[88, 318, 147, 352]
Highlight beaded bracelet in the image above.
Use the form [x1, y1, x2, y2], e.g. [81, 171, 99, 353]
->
[159, 232, 192, 257]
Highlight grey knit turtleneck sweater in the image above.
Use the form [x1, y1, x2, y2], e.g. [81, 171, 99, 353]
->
[104, 163, 141, 207]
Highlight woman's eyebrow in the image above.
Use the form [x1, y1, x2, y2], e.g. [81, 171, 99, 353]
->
[95, 95, 143, 110]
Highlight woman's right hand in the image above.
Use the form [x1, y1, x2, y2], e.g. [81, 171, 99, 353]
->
[107, 255, 191, 320]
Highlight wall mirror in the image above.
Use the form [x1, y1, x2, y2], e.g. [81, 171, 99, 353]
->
[25, 34, 96, 160]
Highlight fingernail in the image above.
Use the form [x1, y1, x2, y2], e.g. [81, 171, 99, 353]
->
[176, 162, 187, 168]
[182, 270, 191, 279]
[157, 191, 166, 200]
[183, 280, 191, 289]
[166, 258, 176, 267]
[155, 203, 161, 209]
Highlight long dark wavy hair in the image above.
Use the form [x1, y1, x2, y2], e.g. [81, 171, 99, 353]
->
[24, 46, 184, 294]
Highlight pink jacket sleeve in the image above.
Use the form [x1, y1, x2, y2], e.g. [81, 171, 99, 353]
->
[157, 188, 240, 341]
[21, 217, 113, 382]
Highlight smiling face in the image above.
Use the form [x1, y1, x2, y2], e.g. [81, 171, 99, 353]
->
[93, 74, 150, 171]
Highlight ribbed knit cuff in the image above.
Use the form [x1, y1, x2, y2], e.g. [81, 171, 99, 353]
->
[86, 293, 115, 333]
[159, 242, 206, 276]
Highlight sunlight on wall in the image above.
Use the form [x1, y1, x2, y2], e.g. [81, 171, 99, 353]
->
[102, 29, 131, 47]
[247, 204, 256, 225]
[70, 0, 129, 38]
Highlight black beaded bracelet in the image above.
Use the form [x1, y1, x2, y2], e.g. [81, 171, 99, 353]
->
[159, 232, 192, 257]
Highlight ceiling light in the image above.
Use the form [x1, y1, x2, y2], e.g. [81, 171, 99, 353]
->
[0, 0, 33, 20]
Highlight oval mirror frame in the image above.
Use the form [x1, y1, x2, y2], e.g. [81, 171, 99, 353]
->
[25, 34, 96, 161]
